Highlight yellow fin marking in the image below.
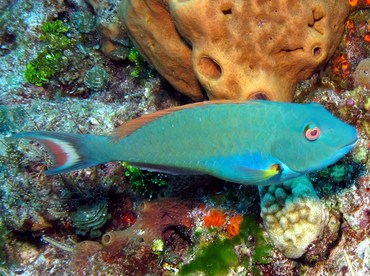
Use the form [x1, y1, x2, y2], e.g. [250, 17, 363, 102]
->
[263, 164, 282, 178]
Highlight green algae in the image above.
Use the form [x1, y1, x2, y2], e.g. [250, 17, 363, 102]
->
[180, 215, 272, 276]
[41, 20, 68, 36]
[152, 239, 165, 256]
[128, 47, 145, 78]
[128, 47, 156, 79]
[180, 238, 238, 276]
[123, 163, 168, 198]
[25, 20, 73, 86]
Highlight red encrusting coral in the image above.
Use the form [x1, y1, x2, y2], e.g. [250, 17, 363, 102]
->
[69, 198, 195, 274]
[107, 198, 137, 231]
[70, 241, 103, 274]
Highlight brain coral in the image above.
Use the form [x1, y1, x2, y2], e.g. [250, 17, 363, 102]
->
[120, 0, 349, 101]
[354, 58, 370, 90]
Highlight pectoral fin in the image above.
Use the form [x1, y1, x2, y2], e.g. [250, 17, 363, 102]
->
[237, 163, 283, 183]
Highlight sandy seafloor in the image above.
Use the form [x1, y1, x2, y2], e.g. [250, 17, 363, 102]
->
[0, 1, 369, 275]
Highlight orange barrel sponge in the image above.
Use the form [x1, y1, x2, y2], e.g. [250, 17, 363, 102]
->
[120, 0, 350, 102]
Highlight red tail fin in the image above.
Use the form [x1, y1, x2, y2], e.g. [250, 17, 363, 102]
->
[11, 131, 103, 174]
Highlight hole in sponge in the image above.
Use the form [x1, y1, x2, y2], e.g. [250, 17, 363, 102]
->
[250, 93, 269, 100]
[198, 56, 222, 80]
[313, 47, 322, 57]
[102, 233, 112, 244]
[222, 8, 232, 15]
[148, 38, 155, 49]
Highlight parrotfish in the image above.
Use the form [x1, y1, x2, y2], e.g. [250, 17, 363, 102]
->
[12, 100, 357, 185]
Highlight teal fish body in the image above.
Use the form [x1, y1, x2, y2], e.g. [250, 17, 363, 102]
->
[12, 101, 358, 185]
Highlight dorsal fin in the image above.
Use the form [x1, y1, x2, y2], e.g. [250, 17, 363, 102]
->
[112, 100, 249, 140]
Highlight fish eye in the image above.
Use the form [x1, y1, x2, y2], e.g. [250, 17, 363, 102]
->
[304, 124, 321, 141]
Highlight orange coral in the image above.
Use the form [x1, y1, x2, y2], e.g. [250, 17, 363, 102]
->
[204, 209, 227, 228]
[332, 54, 351, 78]
[348, 0, 358, 7]
[226, 215, 244, 238]
[203, 209, 244, 238]
[348, 0, 370, 6]
[365, 33, 370, 43]
[346, 19, 355, 30]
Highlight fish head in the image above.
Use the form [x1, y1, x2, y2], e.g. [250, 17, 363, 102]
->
[271, 102, 358, 174]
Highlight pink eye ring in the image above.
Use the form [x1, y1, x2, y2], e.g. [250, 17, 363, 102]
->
[304, 124, 321, 141]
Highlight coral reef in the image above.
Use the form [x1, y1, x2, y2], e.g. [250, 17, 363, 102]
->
[70, 11, 96, 34]
[67, 198, 194, 274]
[225, 214, 243, 238]
[83, 65, 109, 91]
[0, 218, 9, 268]
[102, 198, 193, 250]
[70, 240, 103, 272]
[0, 0, 369, 275]
[123, 162, 168, 198]
[202, 208, 244, 238]
[24, 20, 73, 86]
[325, 7, 370, 92]
[71, 199, 110, 238]
[354, 58, 370, 89]
[127, 47, 155, 78]
[0, 105, 26, 133]
[85, 0, 132, 60]
[180, 236, 239, 275]
[181, 214, 272, 275]
[311, 160, 364, 196]
[303, 174, 370, 275]
[120, 0, 349, 101]
[203, 208, 227, 228]
[72, 238, 163, 275]
[259, 176, 328, 259]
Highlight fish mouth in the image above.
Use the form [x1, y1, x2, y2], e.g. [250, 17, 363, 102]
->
[337, 135, 358, 156]
[346, 132, 358, 148]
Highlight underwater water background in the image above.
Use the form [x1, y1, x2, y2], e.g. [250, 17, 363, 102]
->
[0, 0, 369, 275]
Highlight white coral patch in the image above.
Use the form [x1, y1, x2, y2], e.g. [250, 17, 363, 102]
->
[259, 176, 327, 259]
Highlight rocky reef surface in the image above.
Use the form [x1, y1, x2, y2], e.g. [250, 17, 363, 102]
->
[0, 0, 369, 275]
